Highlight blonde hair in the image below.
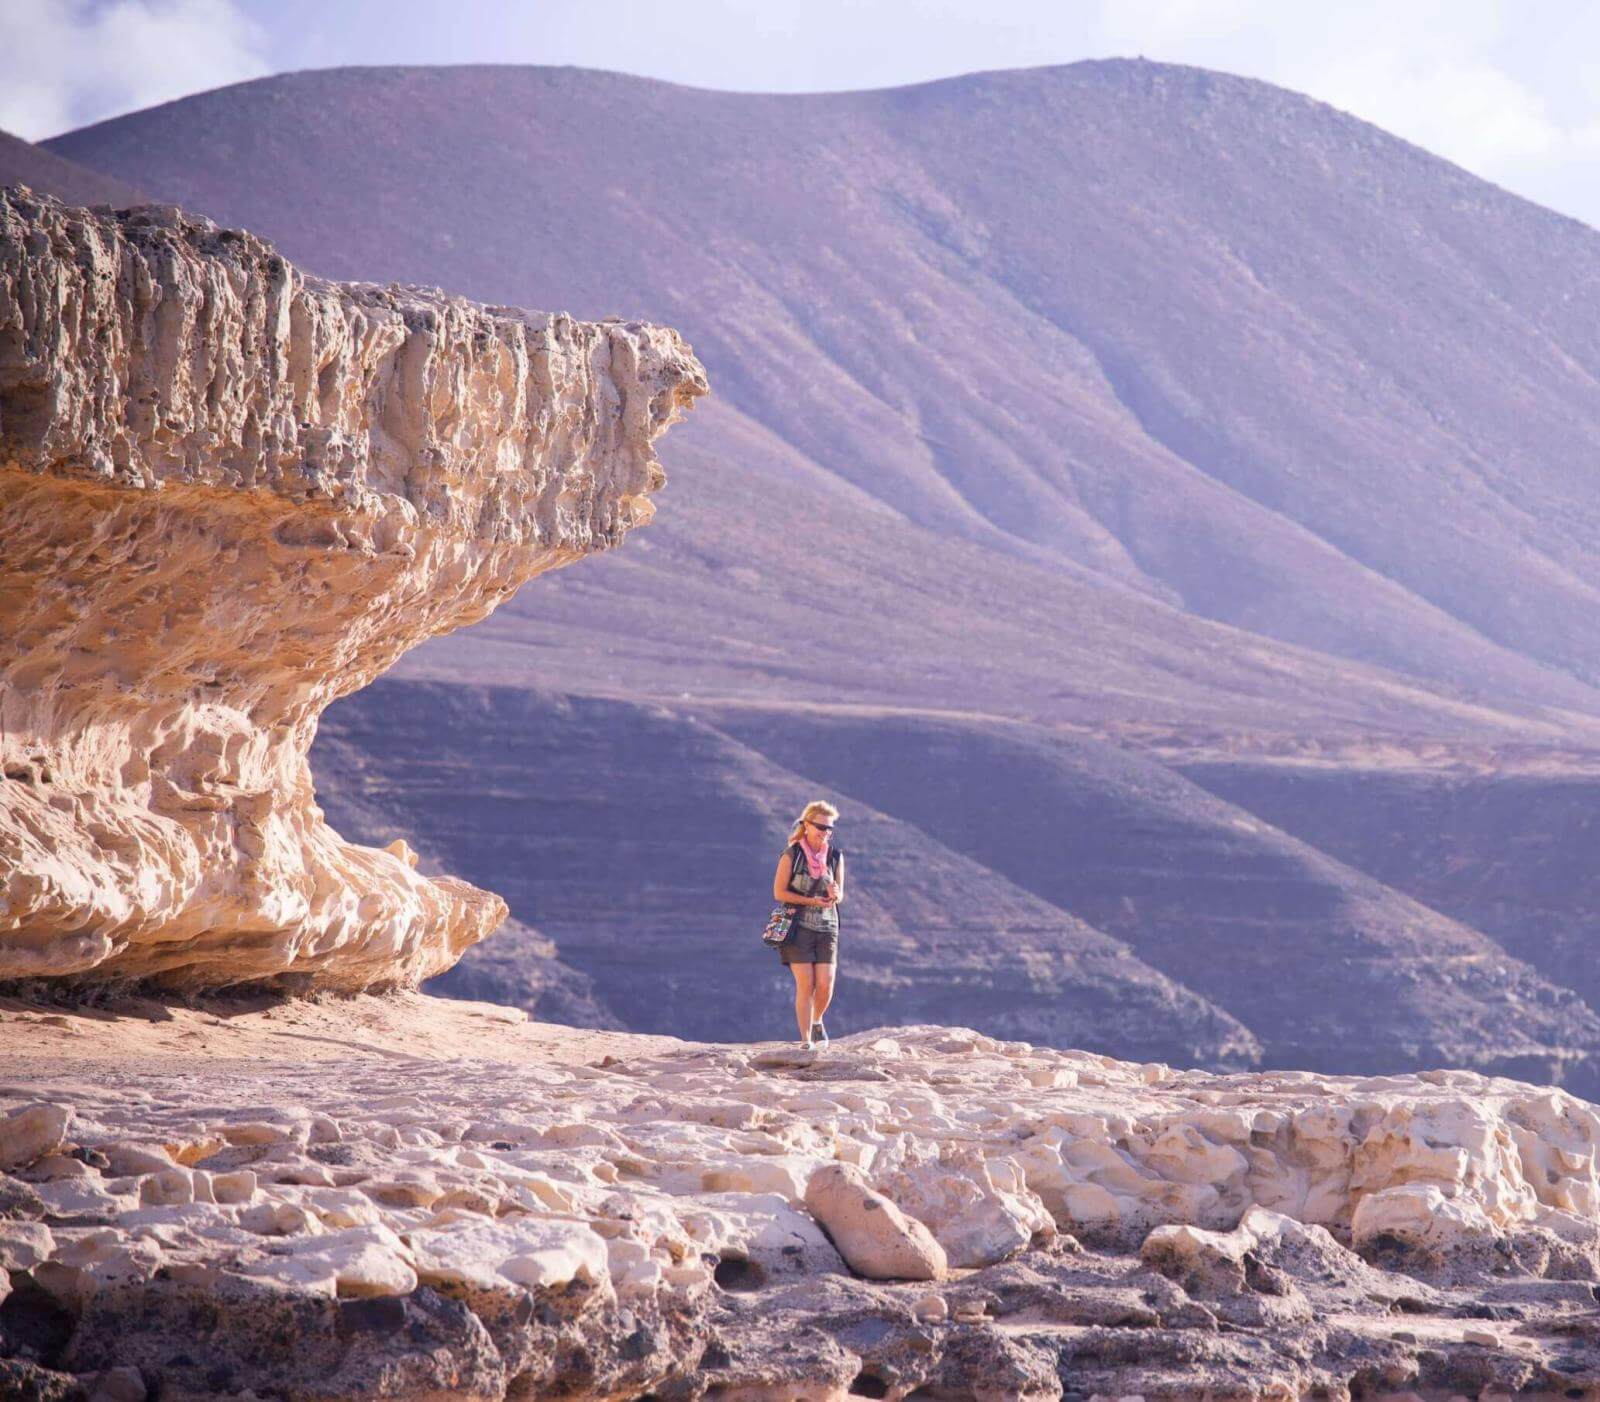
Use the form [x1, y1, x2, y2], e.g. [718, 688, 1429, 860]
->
[787, 800, 839, 847]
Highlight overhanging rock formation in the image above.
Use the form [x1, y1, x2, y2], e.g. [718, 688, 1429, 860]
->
[0, 187, 707, 990]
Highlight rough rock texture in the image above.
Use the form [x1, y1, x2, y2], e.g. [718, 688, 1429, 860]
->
[0, 187, 705, 990]
[2, 1005, 1599, 1398]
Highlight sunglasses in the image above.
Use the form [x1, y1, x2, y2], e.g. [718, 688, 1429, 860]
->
[808, 820, 836, 832]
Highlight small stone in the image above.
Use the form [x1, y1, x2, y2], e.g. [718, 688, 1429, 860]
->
[101, 1143, 175, 1176]
[239, 1200, 320, 1236]
[0, 1173, 48, 1219]
[0, 1220, 54, 1270]
[363, 1174, 442, 1208]
[0, 1103, 71, 1170]
[308, 1114, 342, 1144]
[912, 1293, 948, 1323]
[222, 1121, 296, 1147]
[139, 1168, 194, 1206]
[1462, 1327, 1499, 1347]
[27, 1154, 94, 1181]
[89, 1365, 147, 1402]
[209, 1169, 258, 1205]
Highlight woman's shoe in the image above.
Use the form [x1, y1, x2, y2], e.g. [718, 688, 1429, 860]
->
[811, 1021, 828, 1048]
[797, 1039, 813, 1052]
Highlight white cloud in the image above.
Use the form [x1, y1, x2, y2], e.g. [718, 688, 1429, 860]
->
[1084, 0, 1600, 225]
[1318, 51, 1560, 165]
[0, 0, 269, 140]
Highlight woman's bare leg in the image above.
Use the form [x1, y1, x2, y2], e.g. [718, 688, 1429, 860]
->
[789, 964, 815, 1041]
[811, 964, 835, 1029]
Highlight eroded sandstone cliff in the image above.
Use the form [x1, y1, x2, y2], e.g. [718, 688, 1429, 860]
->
[0, 187, 705, 990]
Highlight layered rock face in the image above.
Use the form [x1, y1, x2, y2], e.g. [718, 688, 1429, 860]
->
[0, 188, 705, 990]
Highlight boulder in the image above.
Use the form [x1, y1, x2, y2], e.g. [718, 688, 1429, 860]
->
[0, 1219, 54, 1270]
[0, 1103, 71, 1170]
[277, 1224, 418, 1298]
[406, 1215, 609, 1292]
[870, 1140, 1052, 1268]
[803, 1162, 947, 1281]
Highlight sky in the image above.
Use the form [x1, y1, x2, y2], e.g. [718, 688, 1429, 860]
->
[4, 0, 1600, 229]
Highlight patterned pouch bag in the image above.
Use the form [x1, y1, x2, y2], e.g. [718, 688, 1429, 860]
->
[762, 904, 795, 945]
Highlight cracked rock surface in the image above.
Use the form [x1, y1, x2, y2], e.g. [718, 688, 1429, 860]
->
[1, 996, 1598, 1399]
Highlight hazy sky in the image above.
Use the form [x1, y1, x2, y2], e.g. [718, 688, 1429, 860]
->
[5, 0, 1600, 229]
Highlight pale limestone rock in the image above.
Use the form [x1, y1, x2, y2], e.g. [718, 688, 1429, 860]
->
[0, 1102, 70, 1169]
[0, 1219, 54, 1270]
[31, 1175, 140, 1218]
[238, 1253, 339, 1298]
[34, 1229, 164, 1309]
[1350, 1183, 1497, 1252]
[363, 1171, 444, 1208]
[1140, 1218, 1265, 1298]
[207, 1169, 258, 1205]
[870, 1139, 1052, 1268]
[239, 1199, 321, 1236]
[0, 188, 705, 991]
[292, 1185, 383, 1228]
[803, 1162, 948, 1281]
[406, 1215, 609, 1292]
[5, 1019, 1600, 1396]
[697, 1154, 814, 1200]
[684, 1191, 847, 1280]
[139, 1167, 194, 1206]
[101, 1143, 175, 1176]
[279, 1223, 418, 1298]
[27, 1154, 94, 1181]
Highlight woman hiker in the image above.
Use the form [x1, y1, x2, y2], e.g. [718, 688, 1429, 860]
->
[772, 801, 845, 1050]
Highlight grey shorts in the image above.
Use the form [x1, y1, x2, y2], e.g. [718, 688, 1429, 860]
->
[779, 921, 838, 966]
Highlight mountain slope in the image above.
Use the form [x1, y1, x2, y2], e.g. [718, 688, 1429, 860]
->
[1182, 760, 1600, 1026]
[700, 704, 1600, 1087]
[0, 129, 144, 207]
[312, 679, 1256, 1065]
[51, 61, 1600, 1076]
[47, 60, 1600, 727]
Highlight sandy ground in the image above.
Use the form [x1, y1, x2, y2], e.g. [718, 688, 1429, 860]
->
[0, 988, 684, 1080]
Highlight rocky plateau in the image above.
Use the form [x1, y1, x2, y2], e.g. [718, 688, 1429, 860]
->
[2, 997, 1600, 1399]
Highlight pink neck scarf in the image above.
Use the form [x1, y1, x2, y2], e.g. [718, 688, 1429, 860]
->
[800, 834, 829, 879]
